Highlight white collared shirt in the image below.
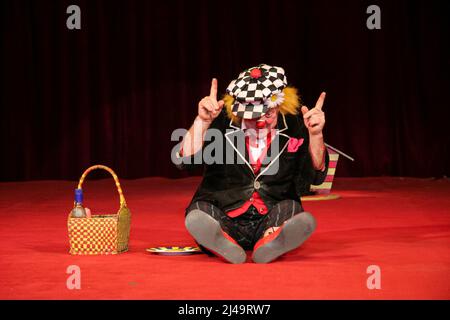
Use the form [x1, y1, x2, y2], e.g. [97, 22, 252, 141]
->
[241, 121, 267, 161]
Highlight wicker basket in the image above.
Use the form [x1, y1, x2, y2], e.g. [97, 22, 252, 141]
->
[67, 165, 131, 255]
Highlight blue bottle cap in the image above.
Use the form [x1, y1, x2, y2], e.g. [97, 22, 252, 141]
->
[74, 188, 83, 204]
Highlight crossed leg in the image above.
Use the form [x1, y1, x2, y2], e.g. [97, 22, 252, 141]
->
[252, 200, 317, 263]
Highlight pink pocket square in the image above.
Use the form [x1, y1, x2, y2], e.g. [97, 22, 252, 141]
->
[287, 137, 304, 152]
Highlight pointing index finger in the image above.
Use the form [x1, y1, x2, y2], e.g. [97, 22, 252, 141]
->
[210, 78, 218, 100]
[314, 92, 326, 111]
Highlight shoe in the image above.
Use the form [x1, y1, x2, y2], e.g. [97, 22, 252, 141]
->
[252, 212, 316, 264]
[185, 209, 246, 264]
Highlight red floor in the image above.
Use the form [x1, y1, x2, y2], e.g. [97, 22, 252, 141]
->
[0, 177, 449, 299]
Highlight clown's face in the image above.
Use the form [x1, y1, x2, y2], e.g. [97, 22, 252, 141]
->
[242, 107, 279, 139]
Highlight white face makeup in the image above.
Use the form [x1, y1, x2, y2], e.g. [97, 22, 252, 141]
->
[242, 107, 279, 139]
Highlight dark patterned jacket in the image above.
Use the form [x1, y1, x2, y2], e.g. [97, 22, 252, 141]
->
[175, 109, 329, 214]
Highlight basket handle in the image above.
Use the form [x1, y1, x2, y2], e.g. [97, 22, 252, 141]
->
[77, 165, 127, 208]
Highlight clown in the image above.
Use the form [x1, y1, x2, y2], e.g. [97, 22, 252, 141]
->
[176, 64, 328, 263]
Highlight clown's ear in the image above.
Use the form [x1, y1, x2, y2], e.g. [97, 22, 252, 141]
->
[280, 87, 301, 115]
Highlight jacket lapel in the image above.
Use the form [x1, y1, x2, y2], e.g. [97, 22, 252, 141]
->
[224, 113, 292, 178]
[224, 120, 255, 175]
[256, 113, 291, 179]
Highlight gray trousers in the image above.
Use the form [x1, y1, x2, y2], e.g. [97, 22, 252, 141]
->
[186, 200, 304, 251]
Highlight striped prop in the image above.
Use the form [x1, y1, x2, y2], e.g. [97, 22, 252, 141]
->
[310, 148, 339, 194]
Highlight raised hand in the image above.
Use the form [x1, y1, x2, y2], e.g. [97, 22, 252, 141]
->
[301, 92, 326, 136]
[198, 78, 225, 123]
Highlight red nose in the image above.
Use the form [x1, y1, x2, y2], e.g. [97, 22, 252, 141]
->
[256, 120, 266, 129]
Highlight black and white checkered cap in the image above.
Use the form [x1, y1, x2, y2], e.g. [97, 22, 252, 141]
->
[226, 64, 287, 119]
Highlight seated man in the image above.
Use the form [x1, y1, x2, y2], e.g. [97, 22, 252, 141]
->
[175, 64, 328, 263]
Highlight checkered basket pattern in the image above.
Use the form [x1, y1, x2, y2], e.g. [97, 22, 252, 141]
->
[67, 165, 131, 255]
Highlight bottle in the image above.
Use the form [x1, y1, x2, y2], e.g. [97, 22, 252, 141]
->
[71, 188, 86, 218]
[85, 207, 92, 218]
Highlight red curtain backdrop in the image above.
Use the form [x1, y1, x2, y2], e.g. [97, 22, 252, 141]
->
[1, 0, 449, 181]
